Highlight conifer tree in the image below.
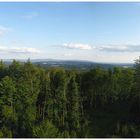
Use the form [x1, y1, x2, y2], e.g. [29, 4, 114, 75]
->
[0, 76, 17, 137]
[66, 73, 80, 137]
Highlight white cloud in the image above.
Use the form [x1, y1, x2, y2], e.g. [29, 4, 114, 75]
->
[60, 43, 92, 50]
[64, 53, 73, 56]
[56, 43, 140, 53]
[0, 25, 10, 36]
[99, 44, 140, 52]
[23, 12, 39, 19]
[0, 46, 41, 54]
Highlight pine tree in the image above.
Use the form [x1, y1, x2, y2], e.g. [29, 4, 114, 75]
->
[36, 69, 50, 121]
[49, 68, 67, 131]
[0, 76, 17, 137]
[33, 119, 61, 138]
[0, 60, 7, 79]
[66, 73, 80, 137]
[131, 57, 140, 118]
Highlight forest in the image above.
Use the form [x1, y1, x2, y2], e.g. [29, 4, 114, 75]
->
[0, 58, 140, 138]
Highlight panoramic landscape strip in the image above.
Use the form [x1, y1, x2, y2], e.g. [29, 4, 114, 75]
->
[0, 2, 140, 138]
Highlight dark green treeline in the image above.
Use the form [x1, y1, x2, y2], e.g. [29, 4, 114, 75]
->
[0, 58, 140, 138]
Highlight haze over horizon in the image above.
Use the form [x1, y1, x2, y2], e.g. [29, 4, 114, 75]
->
[0, 2, 140, 63]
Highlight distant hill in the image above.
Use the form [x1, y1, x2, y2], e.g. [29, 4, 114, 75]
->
[31, 59, 134, 70]
[2, 59, 134, 70]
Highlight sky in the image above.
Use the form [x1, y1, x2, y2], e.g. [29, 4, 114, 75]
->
[0, 2, 140, 63]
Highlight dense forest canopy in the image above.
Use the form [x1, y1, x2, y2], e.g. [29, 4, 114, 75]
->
[0, 58, 139, 138]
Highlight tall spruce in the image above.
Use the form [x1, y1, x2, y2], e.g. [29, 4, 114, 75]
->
[66, 73, 80, 137]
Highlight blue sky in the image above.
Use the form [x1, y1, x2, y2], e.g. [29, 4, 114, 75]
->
[0, 2, 140, 63]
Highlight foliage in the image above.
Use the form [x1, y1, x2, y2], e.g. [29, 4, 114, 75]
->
[0, 58, 139, 138]
[33, 119, 61, 138]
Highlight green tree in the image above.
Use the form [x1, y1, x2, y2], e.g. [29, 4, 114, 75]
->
[15, 60, 40, 137]
[0, 60, 7, 79]
[8, 60, 23, 81]
[66, 73, 80, 137]
[131, 57, 140, 118]
[36, 69, 50, 121]
[33, 119, 61, 138]
[0, 76, 17, 137]
[49, 68, 67, 131]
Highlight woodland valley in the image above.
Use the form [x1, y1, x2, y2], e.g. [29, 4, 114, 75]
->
[0, 58, 139, 138]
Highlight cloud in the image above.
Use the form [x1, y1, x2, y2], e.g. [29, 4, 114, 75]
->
[0, 46, 41, 54]
[54, 43, 140, 53]
[64, 53, 73, 56]
[59, 43, 92, 50]
[23, 12, 39, 19]
[99, 44, 140, 52]
[0, 25, 10, 36]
